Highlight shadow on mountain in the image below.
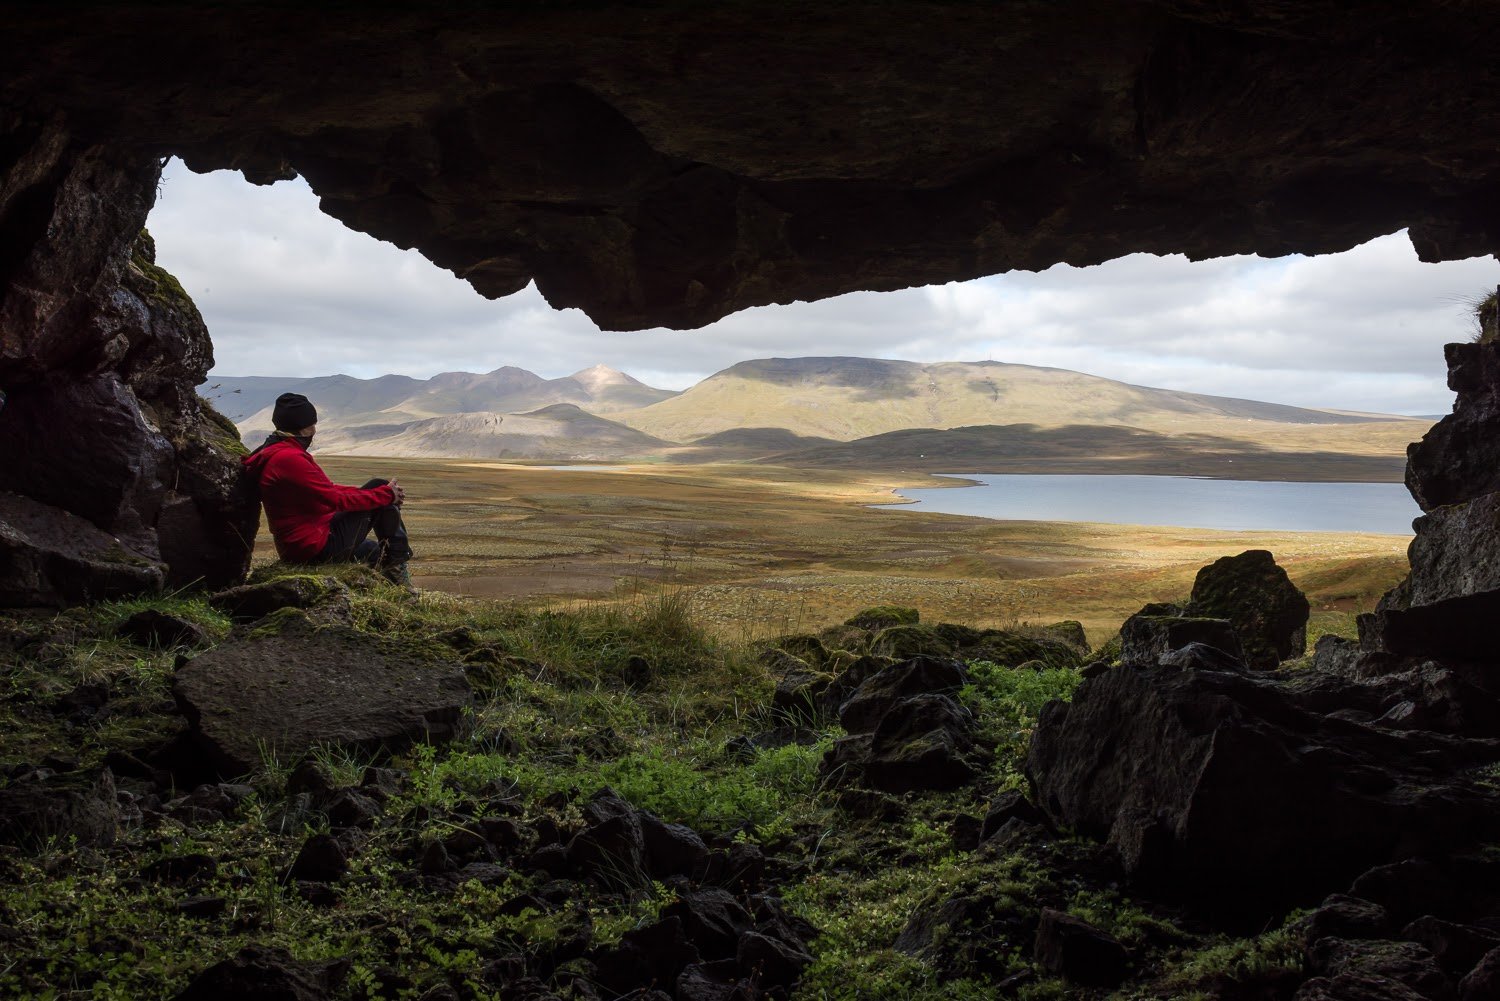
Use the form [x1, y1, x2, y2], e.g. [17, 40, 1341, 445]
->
[750, 423, 1407, 480]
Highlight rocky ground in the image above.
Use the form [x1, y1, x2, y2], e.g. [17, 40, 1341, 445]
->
[3, 547, 1498, 1001]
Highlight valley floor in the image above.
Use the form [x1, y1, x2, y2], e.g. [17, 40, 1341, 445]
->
[313, 458, 1412, 647]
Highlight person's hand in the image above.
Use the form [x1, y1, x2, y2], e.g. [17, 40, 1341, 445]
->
[389, 479, 406, 507]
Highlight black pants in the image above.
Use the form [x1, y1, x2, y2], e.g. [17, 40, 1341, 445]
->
[317, 479, 412, 567]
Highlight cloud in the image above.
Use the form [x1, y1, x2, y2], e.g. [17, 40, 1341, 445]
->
[148, 159, 1494, 413]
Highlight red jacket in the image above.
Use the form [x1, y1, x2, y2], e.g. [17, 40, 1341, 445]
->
[242, 438, 395, 562]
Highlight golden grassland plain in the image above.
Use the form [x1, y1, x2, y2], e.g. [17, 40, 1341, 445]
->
[309, 456, 1414, 645]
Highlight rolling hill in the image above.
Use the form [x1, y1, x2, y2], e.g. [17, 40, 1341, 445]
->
[609, 357, 1418, 444]
[324, 405, 673, 460]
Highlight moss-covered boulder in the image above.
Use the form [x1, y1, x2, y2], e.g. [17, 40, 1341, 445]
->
[173, 615, 472, 775]
[846, 606, 920, 631]
[1038, 620, 1089, 654]
[1189, 550, 1310, 669]
[870, 623, 955, 660]
[967, 629, 1083, 670]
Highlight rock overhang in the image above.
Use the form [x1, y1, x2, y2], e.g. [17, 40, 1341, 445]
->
[5, 1, 1500, 333]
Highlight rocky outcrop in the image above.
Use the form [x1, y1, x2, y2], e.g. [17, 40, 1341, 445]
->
[1028, 644, 1500, 921]
[0, 118, 256, 606]
[172, 615, 472, 775]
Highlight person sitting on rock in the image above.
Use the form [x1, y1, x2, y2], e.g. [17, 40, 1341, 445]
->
[242, 392, 415, 587]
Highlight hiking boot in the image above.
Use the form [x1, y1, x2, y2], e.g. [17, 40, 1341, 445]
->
[381, 562, 414, 592]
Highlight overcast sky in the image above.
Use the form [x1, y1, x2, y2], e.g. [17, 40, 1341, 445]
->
[148, 158, 1496, 416]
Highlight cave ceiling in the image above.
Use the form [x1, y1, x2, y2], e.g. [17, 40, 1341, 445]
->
[4, 1, 1500, 331]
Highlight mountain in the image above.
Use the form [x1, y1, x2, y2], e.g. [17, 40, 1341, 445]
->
[201, 365, 678, 435]
[325, 405, 672, 460]
[609, 357, 1418, 443]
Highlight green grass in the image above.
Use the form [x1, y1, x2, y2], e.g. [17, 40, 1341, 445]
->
[0, 568, 1388, 1000]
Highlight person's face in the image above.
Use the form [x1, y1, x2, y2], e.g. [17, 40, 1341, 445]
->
[299, 424, 316, 442]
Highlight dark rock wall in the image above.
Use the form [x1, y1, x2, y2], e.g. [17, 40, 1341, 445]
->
[0, 119, 256, 604]
[4, 3, 1500, 331]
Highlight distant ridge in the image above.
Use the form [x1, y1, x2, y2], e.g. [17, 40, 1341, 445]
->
[203, 356, 1426, 470]
[608, 357, 1416, 443]
[203, 364, 678, 435]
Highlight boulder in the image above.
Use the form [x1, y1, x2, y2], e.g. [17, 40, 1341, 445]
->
[1307, 938, 1454, 1001]
[1400, 917, 1500, 977]
[567, 790, 649, 889]
[1188, 549, 1310, 669]
[592, 916, 702, 995]
[288, 833, 349, 883]
[1034, 908, 1130, 988]
[1294, 974, 1430, 1001]
[1028, 647, 1500, 920]
[836, 656, 967, 734]
[845, 606, 919, 630]
[173, 945, 349, 1001]
[674, 960, 756, 1001]
[0, 491, 164, 606]
[662, 888, 754, 961]
[1460, 947, 1500, 1001]
[860, 693, 977, 794]
[172, 619, 472, 776]
[1119, 610, 1243, 666]
[0, 768, 120, 848]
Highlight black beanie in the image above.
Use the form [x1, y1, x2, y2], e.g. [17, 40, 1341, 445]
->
[272, 393, 317, 432]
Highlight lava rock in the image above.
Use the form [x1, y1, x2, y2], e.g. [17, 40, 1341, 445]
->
[837, 656, 967, 734]
[641, 811, 708, 879]
[662, 888, 754, 960]
[567, 790, 649, 889]
[1299, 895, 1392, 944]
[1308, 937, 1454, 1000]
[1034, 908, 1130, 988]
[0, 491, 164, 606]
[1028, 650, 1500, 921]
[860, 693, 977, 794]
[1188, 549, 1310, 669]
[845, 606, 920, 630]
[980, 790, 1049, 841]
[1118, 607, 1243, 667]
[1460, 947, 1500, 1001]
[0, 767, 120, 847]
[289, 833, 348, 883]
[172, 621, 472, 775]
[1401, 916, 1500, 977]
[737, 930, 811, 988]
[592, 916, 702, 995]
[173, 944, 349, 1000]
[674, 960, 756, 1001]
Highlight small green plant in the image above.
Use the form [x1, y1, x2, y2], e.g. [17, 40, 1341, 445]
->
[959, 661, 1082, 787]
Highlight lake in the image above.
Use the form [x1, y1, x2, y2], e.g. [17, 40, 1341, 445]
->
[876, 474, 1420, 535]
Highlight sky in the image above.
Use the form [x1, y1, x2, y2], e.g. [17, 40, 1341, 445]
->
[148, 158, 1497, 416]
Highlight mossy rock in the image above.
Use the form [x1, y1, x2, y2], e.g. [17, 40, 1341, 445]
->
[846, 606, 920, 631]
[771, 633, 832, 666]
[967, 629, 1083, 670]
[816, 623, 872, 654]
[870, 623, 955, 660]
[1094, 633, 1124, 666]
[210, 576, 347, 624]
[1188, 550, 1310, 669]
[1038, 620, 1089, 654]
